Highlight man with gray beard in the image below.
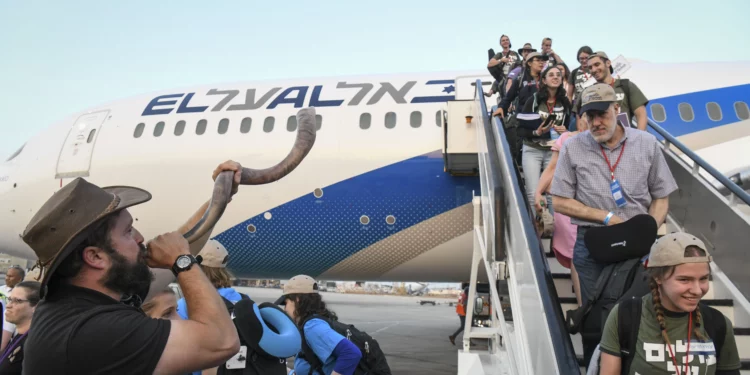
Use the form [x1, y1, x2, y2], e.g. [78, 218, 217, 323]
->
[550, 84, 677, 306]
[20, 161, 243, 375]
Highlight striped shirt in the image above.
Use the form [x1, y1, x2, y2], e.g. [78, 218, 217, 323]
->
[550, 125, 677, 226]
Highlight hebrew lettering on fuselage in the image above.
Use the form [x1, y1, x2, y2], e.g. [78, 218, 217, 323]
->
[141, 80, 455, 116]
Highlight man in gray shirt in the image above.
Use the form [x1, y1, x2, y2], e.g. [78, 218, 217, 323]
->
[550, 83, 677, 305]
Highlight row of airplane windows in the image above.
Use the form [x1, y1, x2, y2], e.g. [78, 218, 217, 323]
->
[131, 111, 444, 138]
[651, 101, 750, 123]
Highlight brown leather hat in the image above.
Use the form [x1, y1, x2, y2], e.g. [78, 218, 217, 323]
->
[21, 177, 152, 298]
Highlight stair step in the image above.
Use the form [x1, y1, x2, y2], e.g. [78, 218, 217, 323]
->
[465, 327, 497, 339]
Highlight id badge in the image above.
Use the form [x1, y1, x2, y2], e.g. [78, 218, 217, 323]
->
[225, 346, 247, 369]
[690, 341, 716, 355]
[610, 179, 627, 208]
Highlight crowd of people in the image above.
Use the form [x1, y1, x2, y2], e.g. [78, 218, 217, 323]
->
[486, 36, 742, 374]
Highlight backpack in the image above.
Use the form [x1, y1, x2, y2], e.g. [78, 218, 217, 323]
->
[219, 299, 294, 375]
[618, 78, 635, 127]
[488, 50, 521, 83]
[565, 257, 651, 369]
[222, 293, 251, 317]
[299, 315, 392, 375]
[613, 297, 728, 375]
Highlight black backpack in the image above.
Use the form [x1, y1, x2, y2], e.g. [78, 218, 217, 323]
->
[565, 257, 651, 369]
[218, 297, 289, 375]
[618, 78, 635, 127]
[299, 315, 392, 375]
[221, 293, 250, 317]
[615, 297, 728, 375]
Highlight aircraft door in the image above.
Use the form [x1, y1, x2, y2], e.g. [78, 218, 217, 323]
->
[55, 110, 109, 178]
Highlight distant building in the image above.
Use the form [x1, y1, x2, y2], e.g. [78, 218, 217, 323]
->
[0, 254, 33, 273]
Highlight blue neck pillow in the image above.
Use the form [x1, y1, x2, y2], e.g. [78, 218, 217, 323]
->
[233, 298, 301, 358]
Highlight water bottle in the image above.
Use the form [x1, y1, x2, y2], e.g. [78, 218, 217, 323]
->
[550, 127, 559, 140]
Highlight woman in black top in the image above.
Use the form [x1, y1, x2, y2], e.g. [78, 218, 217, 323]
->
[493, 52, 547, 119]
[0, 281, 40, 375]
[517, 64, 572, 213]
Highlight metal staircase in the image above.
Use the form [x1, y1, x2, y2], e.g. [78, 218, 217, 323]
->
[453, 79, 750, 374]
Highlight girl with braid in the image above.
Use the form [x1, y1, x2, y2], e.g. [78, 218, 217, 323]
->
[598, 233, 741, 375]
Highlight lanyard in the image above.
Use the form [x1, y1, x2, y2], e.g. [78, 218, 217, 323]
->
[546, 98, 557, 115]
[665, 312, 692, 375]
[0, 332, 27, 364]
[599, 140, 626, 181]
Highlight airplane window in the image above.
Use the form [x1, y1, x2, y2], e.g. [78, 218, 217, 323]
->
[735, 101, 750, 120]
[174, 120, 186, 136]
[410, 111, 422, 128]
[385, 112, 396, 129]
[134, 123, 145, 138]
[359, 113, 371, 129]
[196, 119, 207, 135]
[650, 104, 666, 122]
[706, 102, 722, 121]
[154, 121, 165, 137]
[264, 117, 275, 133]
[87, 129, 96, 144]
[287, 116, 297, 132]
[315, 114, 322, 131]
[218, 118, 229, 134]
[678, 103, 694, 122]
[240, 118, 252, 133]
[435, 111, 442, 127]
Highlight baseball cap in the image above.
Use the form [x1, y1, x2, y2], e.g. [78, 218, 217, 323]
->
[274, 274, 319, 305]
[589, 51, 609, 60]
[197, 239, 229, 268]
[579, 83, 617, 115]
[588, 51, 615, 73]
[647, 233, 712, 268]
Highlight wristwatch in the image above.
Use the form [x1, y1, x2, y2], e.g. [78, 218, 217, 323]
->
[171, 254, 202, 277]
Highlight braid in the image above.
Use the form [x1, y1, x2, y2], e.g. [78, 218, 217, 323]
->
[693, 306, 707, 341]
[649, 277, 672, 344]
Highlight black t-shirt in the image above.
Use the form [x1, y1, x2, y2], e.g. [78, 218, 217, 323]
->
[22, 284, 171, 375]
[0, 333, 27, 374]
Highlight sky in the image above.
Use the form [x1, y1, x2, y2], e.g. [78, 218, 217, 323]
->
[1, 0, 749, 159]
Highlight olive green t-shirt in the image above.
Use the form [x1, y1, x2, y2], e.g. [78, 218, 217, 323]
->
[492, 51, 521, 77]
[600, 294, 741, 374]
[573, 78, 649, 127]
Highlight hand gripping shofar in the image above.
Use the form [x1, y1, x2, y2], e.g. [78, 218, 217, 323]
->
[182, 107, 317, 244]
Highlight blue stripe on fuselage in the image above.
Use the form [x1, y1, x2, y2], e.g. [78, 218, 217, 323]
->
[214, 83, 750, 279]
[215, 151, 479, 279]
[647, 83, 750, 138]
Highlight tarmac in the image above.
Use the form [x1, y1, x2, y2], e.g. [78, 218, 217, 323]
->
[235, 286, 480, 375]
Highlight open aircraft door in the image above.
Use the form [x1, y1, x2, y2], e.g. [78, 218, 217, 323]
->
[55, 110, 109, 179]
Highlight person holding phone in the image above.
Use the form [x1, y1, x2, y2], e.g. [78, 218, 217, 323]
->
[517, 64, 572, 214]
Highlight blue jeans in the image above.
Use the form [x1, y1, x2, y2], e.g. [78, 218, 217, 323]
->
[572, 227, 604, 305]
[522, 144, 553, 213]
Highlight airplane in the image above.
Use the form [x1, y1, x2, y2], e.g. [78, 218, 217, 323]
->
[1, 58, 750, 283]
[407, 282, 429, 296]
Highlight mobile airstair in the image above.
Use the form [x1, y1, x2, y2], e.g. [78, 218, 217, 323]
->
[443, 79, 750, 374]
